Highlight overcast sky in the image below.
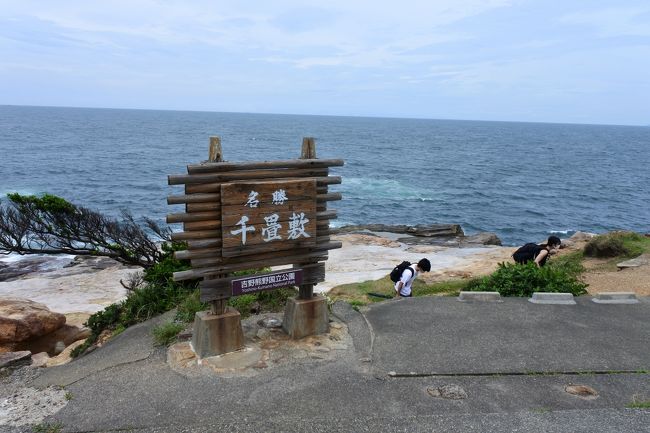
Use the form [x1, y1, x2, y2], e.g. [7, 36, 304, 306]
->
[1, 1, 649, 125]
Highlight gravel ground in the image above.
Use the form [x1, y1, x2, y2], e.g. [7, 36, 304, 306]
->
[0, 366, 69, 429]
[584, 264, 650, 296]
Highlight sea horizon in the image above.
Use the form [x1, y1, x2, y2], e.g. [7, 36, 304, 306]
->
[2, 103, 646, 129]
[1, 105, 649, 246]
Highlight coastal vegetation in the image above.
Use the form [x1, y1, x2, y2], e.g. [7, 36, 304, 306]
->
[152, 322, 185, 346]
[331, 231, 649, 305]
[328, 276, 469, 307]
[583, 231, 650, 259]
[73, 242, 296, 355]
[0, 193, 297, 355]
[464, 259, 588, 297]
[0, 193, 166, 268]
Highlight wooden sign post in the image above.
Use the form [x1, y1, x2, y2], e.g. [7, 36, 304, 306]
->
[167, 137, 343, 356]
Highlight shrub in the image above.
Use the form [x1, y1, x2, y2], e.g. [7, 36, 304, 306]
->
[584, 233, 629, 257]
[466, 262, 587, 297]
[250, 287, 297, 311]
[175, 289, 208, 323]
[72, 241, 197, 357]
[584, 231, 650, 259]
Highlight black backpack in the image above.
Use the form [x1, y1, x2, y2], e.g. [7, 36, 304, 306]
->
[390, 261, 413, 283]
[512, 243, 540, 264]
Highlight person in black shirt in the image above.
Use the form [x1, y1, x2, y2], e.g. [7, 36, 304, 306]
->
[512, 235, 561, 267]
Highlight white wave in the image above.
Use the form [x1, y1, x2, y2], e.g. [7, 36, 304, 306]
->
[0, 253, 75, 269]
[0, 189, 40, 201]
[549, 229, 574, 235]
[341, 177, 433, 202]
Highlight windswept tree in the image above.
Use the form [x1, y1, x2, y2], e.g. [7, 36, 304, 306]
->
[0, 193, 170, 268]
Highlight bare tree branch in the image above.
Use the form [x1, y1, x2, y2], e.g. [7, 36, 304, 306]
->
[0, 194, 166, 268]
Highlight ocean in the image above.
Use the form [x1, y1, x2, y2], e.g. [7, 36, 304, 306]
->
[1, 105, 649, 246]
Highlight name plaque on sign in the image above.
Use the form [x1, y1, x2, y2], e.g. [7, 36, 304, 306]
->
[232, 269, 304, 295]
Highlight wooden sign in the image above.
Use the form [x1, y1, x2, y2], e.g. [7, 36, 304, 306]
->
[221, 179, 316, 257]
[232, 269, 303, 295]
[167, 137, 344, 305]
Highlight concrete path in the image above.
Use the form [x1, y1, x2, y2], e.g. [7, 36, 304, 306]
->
[365, 296, 650, 375]
[2, 296, 649, 433]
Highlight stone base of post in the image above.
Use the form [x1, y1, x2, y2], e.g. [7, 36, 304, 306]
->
[191, 307, 244, 358]
[282, 296, 329, 339]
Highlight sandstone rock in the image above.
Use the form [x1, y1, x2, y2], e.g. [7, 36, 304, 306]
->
[0, 343, 17, 353]
[0, 298, 66, 344]
[46, 339, 85, 367]
[336, 223, 463, 237]
[52, 341, 66, 355]
[0, 350, 32, 369]
[569, 231, 597, 242]
[31, 351, 50, 368]
[20, 324, 91, 355]
[96, 329, 113, 346]
[167, 341, 196, 368]
[0, 257, 53, 282]
[461, 232, 502, 246]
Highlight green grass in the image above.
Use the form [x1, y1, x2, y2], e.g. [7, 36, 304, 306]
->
[627, 399, 650, 409]
[175, 289, 208, 323]
[412, 279, 471, 297]
[531, 407, 551, 414]
[152, 322, 185, 346]
[328, 275, 471, 306]
[32, 422, 63, 433]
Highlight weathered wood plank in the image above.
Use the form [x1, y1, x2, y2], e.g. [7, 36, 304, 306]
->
[174, 247, 221, 260]
[318, 192, 341, 202]
[187, 159, 344, 174]
[187, 239, 222, 249]
[316, 176, 341, 185]
[170, 230, 221, 241]
[168, 192, 337, 206]
[171, 168, 329, 186]
[186, 202, 220, 212]
[189, 240, 341, 269]
[220, 179, 316, 206]
[221, 238, 316, 258]
[183, 220, 221, 231]
[167, 211, 220, 224]
[174, 251, 332, 281]
[316, 210, 337, 220]
[167, 193, 220, 205]
[185, 175, 338, 194]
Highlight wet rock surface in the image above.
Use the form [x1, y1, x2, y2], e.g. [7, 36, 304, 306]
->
[0, 351, 32, 369]
[336, 223, 464, 237]
[0, 257, 56, 282]
[336, 224, 501, 246]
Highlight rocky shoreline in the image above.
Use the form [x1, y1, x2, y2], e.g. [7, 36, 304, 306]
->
[334, 223, 502, 246]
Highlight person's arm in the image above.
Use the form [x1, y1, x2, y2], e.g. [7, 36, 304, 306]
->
[396, 268, 413, 296]
[395, 281, 404, 296]
[534, 249, 549, 267]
